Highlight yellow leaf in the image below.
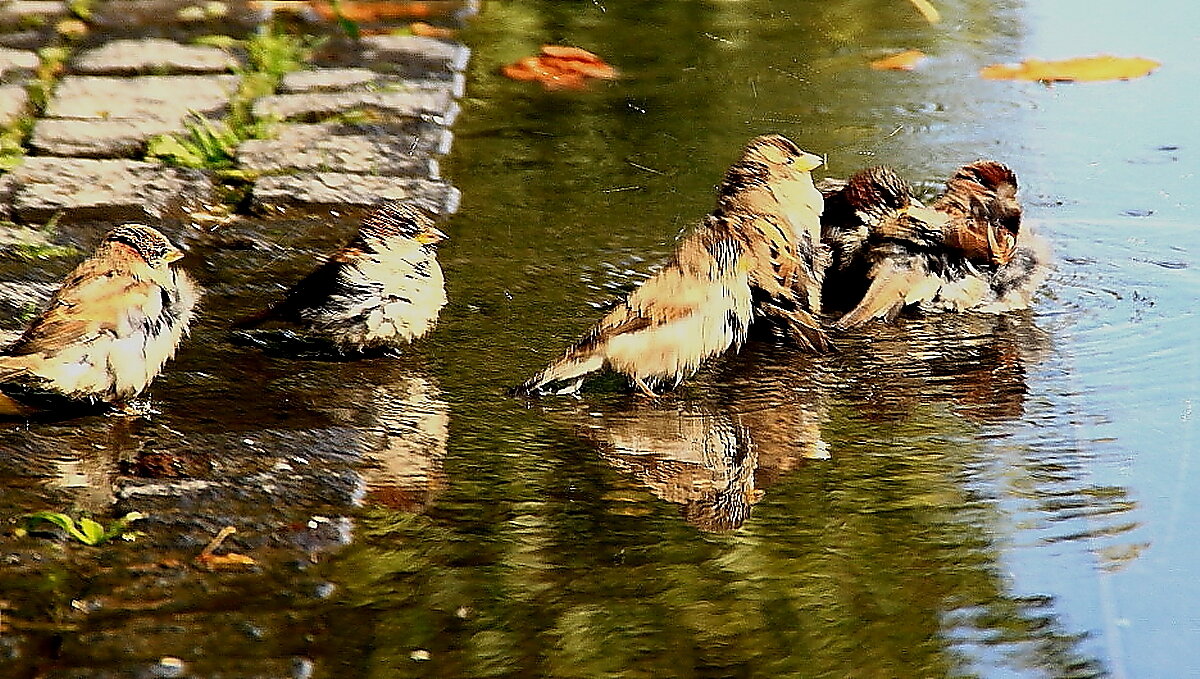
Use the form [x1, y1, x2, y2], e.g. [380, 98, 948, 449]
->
[905, 0, 940, 24]
[870, 49, 927, 71]
[980, 55, 1160, 82]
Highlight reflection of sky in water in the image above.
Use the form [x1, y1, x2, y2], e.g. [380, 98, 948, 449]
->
[997, 1, 1200, 676]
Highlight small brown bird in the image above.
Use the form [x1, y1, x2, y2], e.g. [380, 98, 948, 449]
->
[235, 201, 448, 354]
[821, 162, 1046, 330]
[0, 224, 199, 416]
[708, 134, 829, 351]
[517, 234, 753, 397]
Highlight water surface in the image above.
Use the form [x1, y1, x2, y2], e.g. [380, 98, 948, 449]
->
[2, 0, 1198, 677]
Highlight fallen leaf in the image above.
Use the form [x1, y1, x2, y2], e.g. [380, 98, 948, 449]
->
[305, 0, 443, 22]
[195, 551, 258, 570]
[501, 45, 618, 91]
[410, 21, 455, 39]
[870, 49, 927, 71]
[905, 0, 940, 24]
[980, 55, 1160, 82]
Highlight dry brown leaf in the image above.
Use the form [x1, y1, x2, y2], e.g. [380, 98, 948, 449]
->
[980, 55, 1160, 82]
[195, 552, 258, 571]
[870, 49, 927, 71]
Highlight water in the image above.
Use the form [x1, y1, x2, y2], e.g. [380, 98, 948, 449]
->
[2, 0, 1199, 676]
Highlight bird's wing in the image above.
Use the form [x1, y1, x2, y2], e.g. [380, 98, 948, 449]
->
[234, 254, 355, 328]
[833, 254, 934, 330]
[726, 213, 828, 350]
[4, 259, 155, 358]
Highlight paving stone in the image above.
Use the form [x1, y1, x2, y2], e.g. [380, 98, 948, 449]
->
[279, 66, 466, 98]
[279, 66, 378, 92]
[0, 46, 37, 81]
[89, 0, 263, 31]
[0, 83, 28, 125]
[0, 1, 67, 27]
[72, 38, 238, 75]
[28, 117, 198, 157]
[236, 122, 448, 176]
[0, 29, 49, 50]
[252, 173, 460, 215]
[9, 157, 215, 223]
[45, 74, 239, 120]
[359, 34, 470, 79]
[252, 87, 459, 125]
[0, 172, 15, 221]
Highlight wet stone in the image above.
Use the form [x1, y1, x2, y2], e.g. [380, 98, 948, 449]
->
[0, 29, 48, 51]
[359, 34, 470, 79]
[0, 1, 67, 27]
[89, 0, 264, 31]
[236, 122, 449, 177]
[8, 157, 215, 223]
[279, 67, 379, 92]
[45, 74, 239, 120]
[28, 118, 197, 157]
[0, 46, 37, 81]
[252, 173, 461, 216]
[252, 87, 460, 126]
[72, 38, 238, 75]
[0, 83, 28, 125]
[279, 67, 467, 99]
[0, 173, 15, 222]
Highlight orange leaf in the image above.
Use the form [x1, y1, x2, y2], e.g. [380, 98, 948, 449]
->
[870, 49, 927, 71]
[309, 0, 440, 22]
[410, 22, 456, 39]
[501, 46, 617, 90]
[980, 55, 1160, 82]
[540, 45, 603, 63]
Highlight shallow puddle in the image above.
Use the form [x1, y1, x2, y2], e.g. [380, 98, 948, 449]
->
[2, 0, 1199, 676]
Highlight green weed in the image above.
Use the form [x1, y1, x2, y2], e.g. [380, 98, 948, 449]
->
[20, 511, 145, 546]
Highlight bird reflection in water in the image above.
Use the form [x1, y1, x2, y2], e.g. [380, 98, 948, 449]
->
[552, 309, 1049, 532]
[351, 373, 449, 512]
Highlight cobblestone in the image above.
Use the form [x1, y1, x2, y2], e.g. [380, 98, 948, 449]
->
[72, 37, 238, 75]
[252, 172, 460, 215]
[9, 157, 215, 222]
[45, 73, 240, 119]
[0, 83, 28, 125]
[253, 86, 460, 125]
[237, 121, 447, 176]
[0, 45, 37, 80]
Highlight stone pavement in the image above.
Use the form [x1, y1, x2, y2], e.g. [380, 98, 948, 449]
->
[0, 0, 474, 225]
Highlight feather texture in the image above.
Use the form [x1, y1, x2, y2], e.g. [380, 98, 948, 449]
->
[235, 201, 447, 353]
[0, 224, 198, 412]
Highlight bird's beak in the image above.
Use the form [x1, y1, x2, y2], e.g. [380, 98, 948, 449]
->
[793, 151, 824, 173]
[163, 246, 185, 263]
[416, 227, 448, 245]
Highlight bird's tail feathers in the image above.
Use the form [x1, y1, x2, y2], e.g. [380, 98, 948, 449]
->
[833, 262, 926, 330]
[514, 352, 606, 396]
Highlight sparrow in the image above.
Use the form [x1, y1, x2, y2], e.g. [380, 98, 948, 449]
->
[706, 134, 830, 351]
[0, 224, 199, 416]
[820, 162, 1047, 330]
[517, 233, 753, 397]
[234, 201, 448, 354]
